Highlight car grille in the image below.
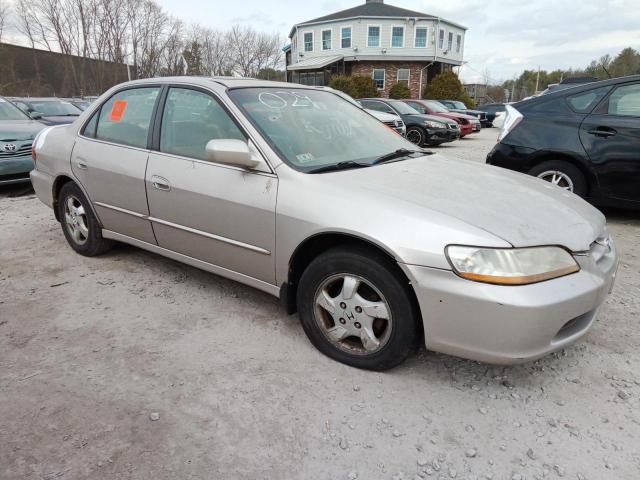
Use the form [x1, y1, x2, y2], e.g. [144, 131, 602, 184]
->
[0, 143, 32, 159]
[447, 123, 460, 130]
[383, 120, 404, 129]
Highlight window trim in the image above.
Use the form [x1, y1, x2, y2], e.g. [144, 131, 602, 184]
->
[372, 69, 386, 90]
[390, 25, 405, 48]
[438, 29, 445, 50]
[321, 28, 332, 51]
[79, 84, 164, 152]
[456, 34, 462, 53]
[397, 69, 410, 85]
[367, 24, 381, 48]
[414, 26, 428, 48]
[447, 31, 453, 52]
[303, 31, 314, 53]
[341, 25, 352, 49]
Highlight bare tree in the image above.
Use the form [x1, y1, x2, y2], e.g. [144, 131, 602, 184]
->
[0, 0, 9, 42]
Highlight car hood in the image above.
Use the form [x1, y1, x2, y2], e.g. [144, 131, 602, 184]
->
[402, 113, 456, 126]
[0, 119, 46, 140]
[40, 115, 79, 125]
[327, 155, 605, 252]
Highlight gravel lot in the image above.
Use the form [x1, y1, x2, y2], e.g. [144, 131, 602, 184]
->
[1, 128, 639, 480]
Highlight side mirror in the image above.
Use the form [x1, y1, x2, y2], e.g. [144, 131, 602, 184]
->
[205, 139, 260, 169]
[29, 111, 43, 120]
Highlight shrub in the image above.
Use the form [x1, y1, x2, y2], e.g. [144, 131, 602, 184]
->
[424, 70, 475, 107]
[351, 75, 379, 98]
[328, 75, 358, 98]
[388, 82, 411, 99]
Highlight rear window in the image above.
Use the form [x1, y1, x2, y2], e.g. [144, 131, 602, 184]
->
[566, 86, 610, 113]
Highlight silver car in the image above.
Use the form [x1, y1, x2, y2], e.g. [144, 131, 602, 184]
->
[30, 77, 618, 370]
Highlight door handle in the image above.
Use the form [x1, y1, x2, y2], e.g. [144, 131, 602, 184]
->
[76, 161, 88, 170]
[587, 128, 617, 138]
[151, 175, 171, 191]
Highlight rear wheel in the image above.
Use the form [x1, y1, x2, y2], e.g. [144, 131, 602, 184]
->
[406, 126, 426, 146]
[297, 246, 419, 371]
[529, 160, 587, 197]
[57, 182, 114, 256]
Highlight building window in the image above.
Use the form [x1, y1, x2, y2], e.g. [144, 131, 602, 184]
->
[372, 69, 385, 90]
[397, 69, 410, 86]
[304, 32, 313, 52]
[322, 29, 332, 50]
[448, 32, 453, 52]
[367, 26, 380, 47]
[456, 34, 462, 53]
[341, 27, 352, 48]
[415, 27, 428, 48]
[438, 29, 445, 49]
[391, 26, 404, 48]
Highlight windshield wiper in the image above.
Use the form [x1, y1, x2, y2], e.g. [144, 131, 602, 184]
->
[371, 148, 427, 165]
[307, 161, 370, 174]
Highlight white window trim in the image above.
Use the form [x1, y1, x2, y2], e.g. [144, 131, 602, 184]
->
[456, 34, 462, 53]
[303, 31, 314, 53]
[372, 69, 386, 90]
[390, 25, 405, 48]
[438, 28, 445, 50]
[340, 25, 353, 49]
[367, 24, 381, 48]
[321, 28, 332, 50]
[397, 69, 411, 85]
[414, 26, 428, 48]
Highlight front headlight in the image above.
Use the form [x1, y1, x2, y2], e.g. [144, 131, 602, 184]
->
[425, 120, 445, 128]
[445, 245, 580, 285]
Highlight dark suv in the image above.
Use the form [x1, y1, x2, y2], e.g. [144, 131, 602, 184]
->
[486, 75, 640, 209]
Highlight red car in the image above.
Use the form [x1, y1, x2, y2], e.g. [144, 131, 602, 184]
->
[402, 99, 481, 137]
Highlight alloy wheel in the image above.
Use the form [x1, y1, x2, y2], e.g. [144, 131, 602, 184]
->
[63, 195, 89, 245]
[536, 170, 574, 191]
[313, 273, 392, 355]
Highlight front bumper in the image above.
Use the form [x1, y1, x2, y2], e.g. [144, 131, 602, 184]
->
[0, 155, 34, 185]
[425, 127, 458, 145]
[402, 239, 618, 364]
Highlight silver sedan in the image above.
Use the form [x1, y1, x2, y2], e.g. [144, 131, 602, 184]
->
[30, 77, 618, 370]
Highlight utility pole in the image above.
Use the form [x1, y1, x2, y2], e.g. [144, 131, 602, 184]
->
[535, 66, 540, 93]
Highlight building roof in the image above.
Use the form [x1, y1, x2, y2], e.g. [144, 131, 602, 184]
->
[290, 0, 466, 37]
[287, 54, 345, 71]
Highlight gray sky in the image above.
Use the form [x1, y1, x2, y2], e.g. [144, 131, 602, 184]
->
[157, 0, 640, 83]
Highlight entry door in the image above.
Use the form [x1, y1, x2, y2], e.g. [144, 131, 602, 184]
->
[580, 82, 640, 203]
[72, 86, 161, 243]
[145, 87, 277, 284]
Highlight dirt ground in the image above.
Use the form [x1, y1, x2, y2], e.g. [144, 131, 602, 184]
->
[1, 129, 639, 480]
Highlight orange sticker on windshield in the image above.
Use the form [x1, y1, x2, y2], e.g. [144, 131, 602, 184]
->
[110, 100, 127, 122]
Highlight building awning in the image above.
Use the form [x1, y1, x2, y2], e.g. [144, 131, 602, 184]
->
[287, 55, 344, 71]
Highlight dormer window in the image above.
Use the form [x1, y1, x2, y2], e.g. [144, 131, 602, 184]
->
[341, 27, 352, 48]
[322, 29, 332, 50]
[391, 26, 404, 48]
[367, 26, 381, 48]
[304, 32, 313, 52]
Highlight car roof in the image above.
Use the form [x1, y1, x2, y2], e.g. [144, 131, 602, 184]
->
[116, 76, 307, 90]
[11, 97, 67, 102]
[521, 74, 640, 105]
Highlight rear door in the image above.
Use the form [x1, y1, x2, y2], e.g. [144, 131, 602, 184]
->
[580, 82, 640, 203]
[71, 86, 161, 244]
[144, 86, 277, 284]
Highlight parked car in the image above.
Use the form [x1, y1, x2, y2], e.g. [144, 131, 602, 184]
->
[487, 75, 640, 209]
[320, 87, 406, 136]
[358, 98, 460, 146]
[64, 98, 92, 111]
[435, 99, 490, 126]
[402, 99, 480, 136]
[477, 102, 507, 129]
[0, 96, 45, 185]
[10, 97, 82, 125]
[541, 76, 599, 95]
[31, 77, 618, 370]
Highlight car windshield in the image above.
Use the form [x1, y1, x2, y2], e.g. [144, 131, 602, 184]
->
[387, 100, 420, 115]
[451, 101, 467, 109]
[28, 100, 81, 116]
[229, 88, 420, 172]
[0, 99, 30, 120]
[425, 101, 449, 113]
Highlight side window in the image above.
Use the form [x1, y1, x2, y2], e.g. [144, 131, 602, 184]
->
[365, 101, 392, 113]
[407, 101, 425, 113]
[95, 87, 160, 148]
[607, 83, 640, 117]
[160, 88, 246, 161]
[83, 111, 99, 138]
[566, 86, 610, 114]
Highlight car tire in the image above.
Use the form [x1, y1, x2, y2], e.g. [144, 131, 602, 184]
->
[296, 246, 419, 371]
[406, 126, 426, 146]
[57, 182, 114, 256]
[529, 160, 587, 197]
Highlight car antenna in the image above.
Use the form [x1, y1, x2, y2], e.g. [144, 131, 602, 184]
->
[601, 64, 612, 79]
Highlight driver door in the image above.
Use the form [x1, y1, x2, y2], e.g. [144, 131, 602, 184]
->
[145, 86, 277, 284]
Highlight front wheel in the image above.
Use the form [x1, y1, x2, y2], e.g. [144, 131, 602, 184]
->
[297, 246, 419, 371]
[529, 160, 587, 197]
[57, 182, 114, 256]
[406, 126, 426, 146]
